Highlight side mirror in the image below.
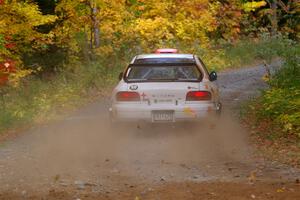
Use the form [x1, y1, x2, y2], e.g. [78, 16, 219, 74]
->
[118, 72, 123, 81]
[209, 71, 217, 81]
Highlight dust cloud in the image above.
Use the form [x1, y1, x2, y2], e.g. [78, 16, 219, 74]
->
[0, 110, 254, 191]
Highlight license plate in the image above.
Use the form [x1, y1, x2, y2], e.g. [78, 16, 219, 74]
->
[152, 111, 174, 122]
[154, 99, 173, 104]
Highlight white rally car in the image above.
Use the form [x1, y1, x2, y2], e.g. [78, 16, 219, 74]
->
[109, 49, 221, 123]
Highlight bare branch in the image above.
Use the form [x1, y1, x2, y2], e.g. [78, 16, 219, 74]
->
[287, 0, 292, 11]
[265, 0, 272, 6]
[277, 0, 289, 13]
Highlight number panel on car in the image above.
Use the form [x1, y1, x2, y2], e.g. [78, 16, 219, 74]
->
[152, 110, 174, 122]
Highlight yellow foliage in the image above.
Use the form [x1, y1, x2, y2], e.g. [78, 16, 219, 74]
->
[9, 69, 33, 87]
[135, 17, 174, 49]
[130, 0, 217, 50]
[94, 45, 114, 57]
[54, 0, 219, 53]
[0, 0, 57, 86]
[0, 1, 57, 42]
[243, 1, 267, 12]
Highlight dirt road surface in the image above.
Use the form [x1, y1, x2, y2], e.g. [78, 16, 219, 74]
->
[0, 64, 300, 199]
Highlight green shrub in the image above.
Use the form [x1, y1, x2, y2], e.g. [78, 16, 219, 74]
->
[251, 36, 300, 138]
[0, 60, 124, 133]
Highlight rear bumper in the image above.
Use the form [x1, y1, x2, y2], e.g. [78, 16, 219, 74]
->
[110, 102, 221, 123]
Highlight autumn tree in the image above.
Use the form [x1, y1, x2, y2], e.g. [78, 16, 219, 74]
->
[53, 0, 133, 63]
[243, 0, 300, 38]
[0, 0, 57, 86]
[128, 0, 218, 50]
[210, 0, 243, 41]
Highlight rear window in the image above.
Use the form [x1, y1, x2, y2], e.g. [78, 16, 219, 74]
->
[125, 65, 202, 82]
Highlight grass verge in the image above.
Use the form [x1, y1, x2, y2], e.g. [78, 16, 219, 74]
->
[0, 60, 124, 137]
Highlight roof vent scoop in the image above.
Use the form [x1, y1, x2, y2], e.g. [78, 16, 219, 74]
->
[155, 48, 178, 54]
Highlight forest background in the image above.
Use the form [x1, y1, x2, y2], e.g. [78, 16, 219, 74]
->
[0, 0, 299, 153]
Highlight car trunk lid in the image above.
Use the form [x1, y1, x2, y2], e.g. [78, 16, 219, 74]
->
[127, 82, 200, 105]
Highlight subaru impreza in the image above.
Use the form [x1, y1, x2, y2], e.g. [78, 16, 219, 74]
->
[109, 49, 221, 123]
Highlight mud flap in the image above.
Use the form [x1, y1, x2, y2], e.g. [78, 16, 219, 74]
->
[216, 102, 222, 116]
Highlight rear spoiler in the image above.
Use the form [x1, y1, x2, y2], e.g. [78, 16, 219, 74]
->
[128, 63, 196, 67]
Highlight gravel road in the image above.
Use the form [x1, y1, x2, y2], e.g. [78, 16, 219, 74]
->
[0, 64, 299, 199]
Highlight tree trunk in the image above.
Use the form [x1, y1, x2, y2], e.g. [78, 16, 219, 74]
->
[270, 0, 278, 36]
[90, 26, 93, 49]
[0, 89, 6, 109]
[83, 27, 91, 62]
[92, 6, 100, 48]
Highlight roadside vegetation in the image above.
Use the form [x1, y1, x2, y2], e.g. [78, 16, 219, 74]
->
[243, 36, 300, 166]
[0, 0, 299, 158]
[254, 38, 299, 137]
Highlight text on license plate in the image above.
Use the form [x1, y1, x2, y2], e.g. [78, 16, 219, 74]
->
[152, 111, 174, 122]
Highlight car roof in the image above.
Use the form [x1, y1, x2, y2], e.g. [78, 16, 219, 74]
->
[133, 54, 195, 64]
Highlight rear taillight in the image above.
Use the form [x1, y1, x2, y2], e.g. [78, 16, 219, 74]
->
[116, 91, 140, 102]
[186, 91, 212, 101]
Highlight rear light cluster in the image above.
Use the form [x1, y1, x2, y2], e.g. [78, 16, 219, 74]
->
[116, 91, 211, 102]
[116, 91, 140, 102]
[186, 91, 211, 101]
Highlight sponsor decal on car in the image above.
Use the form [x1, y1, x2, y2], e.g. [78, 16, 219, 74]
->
[183, 107, 197, 117]
[141, 92, 149, 101]
[129, 85, 138, 90]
